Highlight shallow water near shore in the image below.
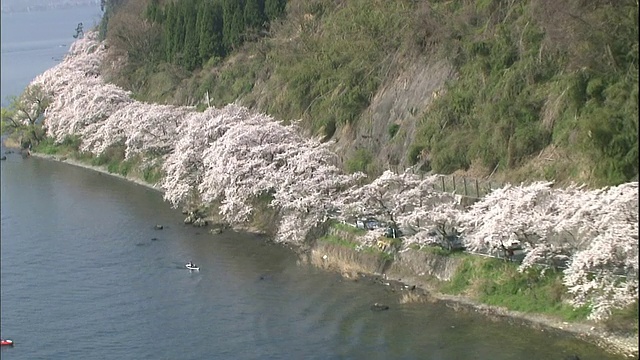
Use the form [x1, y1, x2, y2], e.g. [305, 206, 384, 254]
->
[0, 153, 626, 359]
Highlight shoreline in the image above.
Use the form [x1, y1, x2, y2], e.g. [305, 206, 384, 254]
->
[25, 151, 640, 358]
[312, 242, 639, 359]
[28, 152, 164, 193]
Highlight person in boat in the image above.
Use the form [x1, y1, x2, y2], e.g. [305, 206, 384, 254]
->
[188, 261, 195, 267]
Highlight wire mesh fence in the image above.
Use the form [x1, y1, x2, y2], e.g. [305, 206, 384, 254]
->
[408, 170, 506, 199]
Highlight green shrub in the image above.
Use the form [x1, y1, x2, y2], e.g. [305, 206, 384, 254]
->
[319, 234, 359, 250]
[33, 137, 59, 155]
[407, 145, 425, 166]
[388, 123, 400, 139]
[143, 166, 164, 184]
[331, 221, 366, 235]
[346, 148, 374, 174]
[604, 301, 639, 335]
[442, 257, 590, 321]
[421, 245, 460, 256]
[61, 135, 82, 150]
[107, 161, 119, 174]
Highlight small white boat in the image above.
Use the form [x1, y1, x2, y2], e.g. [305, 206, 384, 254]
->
[185, 263, 199, 271]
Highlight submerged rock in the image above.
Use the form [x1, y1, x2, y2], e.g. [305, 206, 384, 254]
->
[193, 218, 208, 227]
[370, 303, 390, 311]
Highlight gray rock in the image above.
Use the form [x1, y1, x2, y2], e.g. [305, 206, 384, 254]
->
[370, 303, 390, 311]
[193, 218, 208, 227]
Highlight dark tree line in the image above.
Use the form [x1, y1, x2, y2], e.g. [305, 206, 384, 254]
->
[147, 0, 286, 71]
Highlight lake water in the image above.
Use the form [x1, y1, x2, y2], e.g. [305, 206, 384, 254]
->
[0, 5, 102, 105]
[0, 5, 627, 360]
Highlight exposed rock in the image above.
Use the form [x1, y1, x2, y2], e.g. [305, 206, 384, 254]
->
[193, 217, 208, 227]
[210, 227, 223, 234]
[370, 303, 390, 311]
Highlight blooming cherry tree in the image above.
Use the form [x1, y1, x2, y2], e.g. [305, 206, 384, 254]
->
[161, 106, 247, 206]
[561, 182, 639, 320]
[81, 102, 190, 158]
[334, 169, 469, 252]
[457, 180, 638, 319]
[28, 31, 133, 143]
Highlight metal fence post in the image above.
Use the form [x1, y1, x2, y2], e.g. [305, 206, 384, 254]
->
[463, 177, 467, 196]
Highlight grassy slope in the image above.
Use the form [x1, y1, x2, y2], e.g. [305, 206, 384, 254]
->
[110, 0, 637, 188]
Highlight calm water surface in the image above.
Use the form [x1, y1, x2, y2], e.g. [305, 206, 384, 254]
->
[0, 5, 102, 105]
[0, 154, 625, 360]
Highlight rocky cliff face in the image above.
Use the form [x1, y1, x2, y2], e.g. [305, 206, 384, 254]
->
[333, 59, 454, 172]
[304, 227, 463, 287]
[386, 249, 464, 283]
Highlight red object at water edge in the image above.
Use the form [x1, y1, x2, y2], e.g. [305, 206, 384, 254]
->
[1, 338, 14, 346]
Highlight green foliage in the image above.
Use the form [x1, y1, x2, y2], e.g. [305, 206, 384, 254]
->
[442, 256, 590, 321]
[442, 256, 476, 294]
[0, 107, 16, 134]
[577, 77, 639, 186]
[420, 245, 462, 257]
[32, 137, 60, 155]
[405, 0, 638, 185]
[197, 0, 225, 64]
[32, 135, 82, 155]
[223, 0, 246, 50]
[145, 0, 163, 22]
[430, 133, 471, 173]
[91, 144, 125, 168]
[181, 0, 200, 71]
[104, 0, 637, 186]
[345, 148, 374, 174]
[60, 135, 82, 150]
[604, 300, 639, 335]
[387, 123, 400, 139]
[264, 0, 286, 21]
[331, 221, 366, 235]
[321, 119, 337, 141]
[319, 234, 359, 250]
[143, 165, 164, 184]
[244, 0, 267, 30]
[207, 60, 261, 107]
[407, 145, 424, 166]
[266, 0, 411, 134]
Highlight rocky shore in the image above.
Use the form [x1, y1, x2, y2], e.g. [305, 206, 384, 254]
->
[17, 150, 639, 359]
[308, 240, 639, 359]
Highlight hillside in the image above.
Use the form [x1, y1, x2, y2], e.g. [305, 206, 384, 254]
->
[97, 0, 638, 188]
